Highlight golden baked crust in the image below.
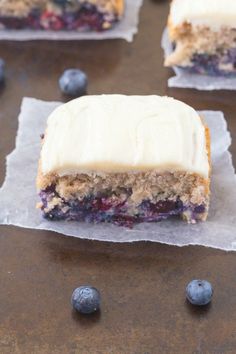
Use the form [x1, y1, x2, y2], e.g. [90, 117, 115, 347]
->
[203, 120, 211, 197]
[0, 0, 46, 17]
[115, 0, 124, 17]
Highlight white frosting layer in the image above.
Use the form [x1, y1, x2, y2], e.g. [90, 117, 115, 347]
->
[41, 95, 209, 178]
[170, 0, 236, 29]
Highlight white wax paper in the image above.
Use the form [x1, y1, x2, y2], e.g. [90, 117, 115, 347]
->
[161, 28, 236, 91]
[0, 0, 142, 42]
[0, 97, 236, 251]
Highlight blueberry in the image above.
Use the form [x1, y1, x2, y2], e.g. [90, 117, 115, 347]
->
[59, 69, 88, 96]
[71, 286, 101, 314]
[0, 58, 5, 84]
[186, 280, 213, 306]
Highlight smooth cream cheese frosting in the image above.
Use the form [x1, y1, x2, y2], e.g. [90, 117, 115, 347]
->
[170, 0, 236, 29]
[41, 95, 209, 178]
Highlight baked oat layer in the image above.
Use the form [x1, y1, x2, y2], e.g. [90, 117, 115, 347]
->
[37, 170, 210, 227]
[165, 0, 236, 75]
[0, 0, 124, 31]
[37, 95, 211, 227]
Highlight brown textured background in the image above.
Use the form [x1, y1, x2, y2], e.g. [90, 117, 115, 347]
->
[0, 1, 236, 353]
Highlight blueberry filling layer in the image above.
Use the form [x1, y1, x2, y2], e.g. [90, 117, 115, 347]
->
[39, 186, 206, 228]
[181, 49, 236, 76]
[0, 3, 118, 31]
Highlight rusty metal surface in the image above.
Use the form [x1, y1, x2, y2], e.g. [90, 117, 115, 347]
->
[0, 1, 236, 353]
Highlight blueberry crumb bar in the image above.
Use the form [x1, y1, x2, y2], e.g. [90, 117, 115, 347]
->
[165, 0, 236, 76]
[37, 95, 211, 228]
[0, 0, 124, 31]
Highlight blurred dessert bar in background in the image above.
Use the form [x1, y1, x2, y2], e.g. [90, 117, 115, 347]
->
[0, 0, 124, 31]
[165, 0, 236, 76]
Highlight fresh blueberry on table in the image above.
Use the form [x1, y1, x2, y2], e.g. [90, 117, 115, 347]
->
[0, 58, 5, 84]
[71, 286, 101, 314]
[186, 279, 213, 306]
[59, 69, 88, 96]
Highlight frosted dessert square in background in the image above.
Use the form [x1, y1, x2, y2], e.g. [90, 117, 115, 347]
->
[36, 95, 211, 227]
[165, 0, 236, 76]
[0, 0, 124, 32]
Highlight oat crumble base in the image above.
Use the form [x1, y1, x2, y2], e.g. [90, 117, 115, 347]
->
[0, 0, 47, 17]
[165, 18, 236, 67]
